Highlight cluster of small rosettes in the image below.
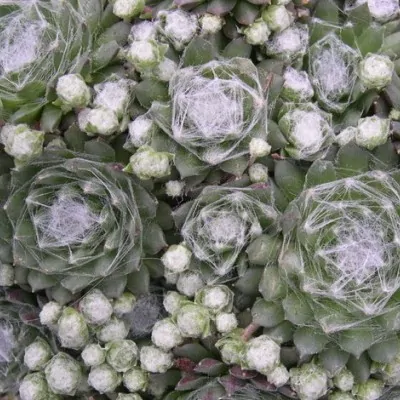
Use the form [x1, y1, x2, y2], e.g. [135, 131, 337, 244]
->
[19, 289, 169, 398]
[170, 59, 265, 165]
[283, 171, 400, 333]
[182, 187, 280, 276]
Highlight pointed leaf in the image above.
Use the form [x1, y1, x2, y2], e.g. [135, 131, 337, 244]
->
[175, 146, 208, 178]
[337, 329, 375, 358]
[92, 41, 120, 72]
[183, 37, 217, 67]
[126, 264, 150, 295]
[207, 0, 237, 15]
[10, 102, 44, 124]
[194, 359, 228, 376]
[335, 142, 370, 178]
[305, 160, 336, 188]
[142, 222, 167, 255]
[347, 352, 371, 383]
[174, 343, 213, 363]
[175, 374, 210, 391]
[64, 124, 87, 152]
[274, 160, 305, 202]
[135, 80, 169, 109]
[223, 38, 252, 59]
[219, 156, 249, 177]
[368, 337, 400, 364]
[233, 0, 259, 25]
[84, 139, 116, 162]
[356, 25, 384, 56]
[293, 327, 329, 358]
[40, 104, 62, 133]
[229, 365, 258, 380]
[218, 375, 246, 396]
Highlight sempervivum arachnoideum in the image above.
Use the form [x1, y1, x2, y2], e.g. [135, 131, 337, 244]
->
[2, 148, 164, 294]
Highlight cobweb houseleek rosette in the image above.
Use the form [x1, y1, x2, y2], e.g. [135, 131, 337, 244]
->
[279, 171, 400, 348]
[179, 186, 281, 276]
[149, 57, 267, 167]
[2, 150, 156, 294]
[0, 0, 92, 121]
[308, 33, 361, 114]
[277, 102, 334, 161]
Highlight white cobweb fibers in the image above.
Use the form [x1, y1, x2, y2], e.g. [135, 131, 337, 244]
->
[34, 193, 101, 248]
[285, 171, 400, 332]
[309, 33, 360, 112]
[0, 321, 15, 366]
[28, 186, 105, 266]
[125, 294, 165, 338]
[182, 188, 280, 276]
[344, 0, 399, 22]
[169, 59, 265, 164]
[0, 0, 89, 92]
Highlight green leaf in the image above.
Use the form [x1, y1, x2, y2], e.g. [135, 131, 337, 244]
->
[219, 156, 249, 177]
[251, 298, 284, 328]
[61, 275, 93, 294]
[274, 160, 305, 202]
[371, 141, 398, 171]
[182, 37, 217, 67]
[319, 344, 350, 377]
[305, 160, 336, 188]
[335, 142, 370, 178]
[264, 320, 294, 344]
[27, 270, 57, 292]
[126, 265, 150, 295]
[207, 0, 237, 15]
[346, 2, 371, 36]
[64, 124, 87, 152]
[382, 31, 400, 58]
[313, 0, 339, 23]
[356, 25, 384, 56]
[259, 265, 286, 301]
[337, 329, 375, 359]
[222, 38, 252, 59]
[173, 343, 213, 363]
[142, 222, 167, 255]
[234, 266, 264, 296]
[267, 120, 289, 151]
[156, 201, 174, 231]
[233, 0, 259, 25]
[347, 352, 371, 383]
[135, 80, 169, 109]
[99, 3, 120, 30]
[172, 201, 195, 229]
[84, 140, 116, 162]
[40, 104, 62, 133]
[246, 235, 282, 266]
[18, 81, 46, 101]
[78, 0, 103, 33]
[10, 102, 45, 124]
[194, 359, 228, 376]
[368, 337, 400, 364]
[293, 327, 329, 358]
[97, 275, 128, 298]
[175, 146, 208, 178]
[92, 41, 120, 72]
[282, 293, 313, 325]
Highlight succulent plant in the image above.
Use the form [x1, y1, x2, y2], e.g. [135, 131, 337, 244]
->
[2, 149, 162, 294]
